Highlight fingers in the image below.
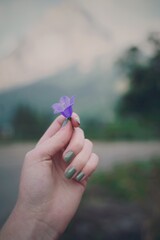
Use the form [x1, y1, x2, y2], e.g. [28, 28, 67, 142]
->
[37, 115, 66, 146]
[78, 153, 99, 180]
[35, 119, 73, 158]
[64, 138, 99, 182]
[71, 114, 80, 128]
[37, 112, 80, 146]
[63, 128, 85, 163]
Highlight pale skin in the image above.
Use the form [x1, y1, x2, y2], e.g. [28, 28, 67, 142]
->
[0, 113, 99, 240]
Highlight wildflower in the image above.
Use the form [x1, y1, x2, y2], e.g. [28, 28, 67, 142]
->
[52, 96, 75, 119]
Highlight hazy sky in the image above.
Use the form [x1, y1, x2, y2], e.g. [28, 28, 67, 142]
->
[0, 0, 160, 91]
[0, 0, 58, 57]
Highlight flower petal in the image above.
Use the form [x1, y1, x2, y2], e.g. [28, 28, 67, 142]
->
[62, 106, 73, 118]
[60, 96, 70, 108]
[70, 96, 75, 105]
[52, 103, 64, 113]
[52, 96, 75, 117]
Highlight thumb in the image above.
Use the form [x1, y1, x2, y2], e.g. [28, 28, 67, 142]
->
[36, 119, 73, 159]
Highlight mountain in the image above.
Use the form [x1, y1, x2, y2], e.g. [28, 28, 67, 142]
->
[0, 1, 113, 92]
[0, 65, 120, 126]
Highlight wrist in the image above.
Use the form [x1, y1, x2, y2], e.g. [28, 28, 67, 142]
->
[0, 201, 59, 240]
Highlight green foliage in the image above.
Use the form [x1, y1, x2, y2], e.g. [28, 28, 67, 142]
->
[105, 118, 158, 140]
[89, 158, 160, 239]
[86, 158, 160, 240]
[118, 33, 160, 131]
[83, 117, 158, 141]
[12, 104, 52, 140]
[82, 118, 107, 140]
[90, 159, 160, 202]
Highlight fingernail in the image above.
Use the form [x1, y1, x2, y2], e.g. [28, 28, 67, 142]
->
[76, 172, 85, 182]
[62, 118, 69, 127]
[64, 151, 75, 163]
[65, 167, 76, 179]
[75, 116, 80, 125]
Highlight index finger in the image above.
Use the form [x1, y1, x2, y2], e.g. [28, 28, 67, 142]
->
[37, 112, 80, 146]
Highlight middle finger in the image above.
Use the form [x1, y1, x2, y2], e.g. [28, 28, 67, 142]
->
[63, 127, 85, 164]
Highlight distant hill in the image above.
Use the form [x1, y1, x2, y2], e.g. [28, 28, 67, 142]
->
[0, 65, 120, 126]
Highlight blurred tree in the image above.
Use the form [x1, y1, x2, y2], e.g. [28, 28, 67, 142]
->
[12, 104, 52, 140]
[118, 33, 160, 134]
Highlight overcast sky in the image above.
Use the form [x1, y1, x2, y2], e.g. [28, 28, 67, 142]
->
[0, 0, 160, 91]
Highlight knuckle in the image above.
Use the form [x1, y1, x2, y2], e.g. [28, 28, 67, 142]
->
[92, 154, 99, 168]
[93, 153, 99, 163]
[25, 149, 34, 160]
[93, 152, 98, 159]
[76, 127, 84, 137]
[59, 138, 67, 148]
[85, 139, 93, 149]
[88, 153, 99, 169]
[25, 148, 38, 162]
[24, 150, 35, 164]
[72, 128, 85, 151]
[74, 140, 83, 151]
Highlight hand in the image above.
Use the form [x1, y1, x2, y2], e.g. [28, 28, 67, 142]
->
[0, 113, 99, 240]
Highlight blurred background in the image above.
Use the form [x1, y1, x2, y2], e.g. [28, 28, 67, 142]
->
[0, 0, 160, 239]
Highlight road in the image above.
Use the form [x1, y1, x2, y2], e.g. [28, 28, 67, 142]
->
[93, 141, 160, 170]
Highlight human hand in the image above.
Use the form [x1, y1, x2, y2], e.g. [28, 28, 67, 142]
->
[0, 113, 99, 240]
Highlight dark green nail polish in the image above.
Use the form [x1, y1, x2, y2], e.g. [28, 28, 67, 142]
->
[62, 119, 69, 127]
[65, 167, 76, 179]
[64, 151, 75, 163]
[76, 172, 85, 181]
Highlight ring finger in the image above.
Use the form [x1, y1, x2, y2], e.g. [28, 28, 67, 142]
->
[64, 139, 93, 179]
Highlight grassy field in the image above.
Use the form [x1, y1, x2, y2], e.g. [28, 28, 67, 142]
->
[62, 159, 160, 240]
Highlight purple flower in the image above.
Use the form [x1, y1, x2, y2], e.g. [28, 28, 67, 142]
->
[52, 96, 75, 119]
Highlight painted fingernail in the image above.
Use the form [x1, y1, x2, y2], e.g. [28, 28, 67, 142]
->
[65, 167, 76, 179]
[75, 116, 80, 125]
[64, 151, 75, 163]
[62, 118, 69, 127]
[76, 172, 85, 182]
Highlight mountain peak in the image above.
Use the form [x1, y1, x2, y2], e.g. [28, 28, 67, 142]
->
[0, 1, 112, 92]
